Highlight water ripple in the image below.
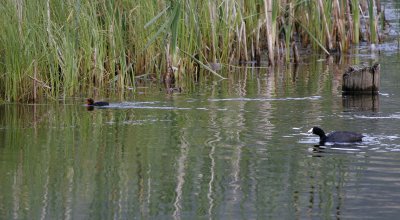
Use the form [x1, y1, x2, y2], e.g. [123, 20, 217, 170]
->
[208, 96, 321, 102]
[354, 114, 400, 119]
[300, 133, 400, 153]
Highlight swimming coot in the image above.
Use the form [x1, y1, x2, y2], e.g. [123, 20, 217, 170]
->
[308, 126, 364, 144]
[86, 98, 109, 106]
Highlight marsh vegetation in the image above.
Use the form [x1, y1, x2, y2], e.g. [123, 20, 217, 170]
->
[0, 0, 391, 101]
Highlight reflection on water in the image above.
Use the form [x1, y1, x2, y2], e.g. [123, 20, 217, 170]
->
[1, 54, 400, 219]
[342, 94, 379, 112]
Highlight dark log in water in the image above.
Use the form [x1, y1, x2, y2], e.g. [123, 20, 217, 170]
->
[342, 63, 380, 94]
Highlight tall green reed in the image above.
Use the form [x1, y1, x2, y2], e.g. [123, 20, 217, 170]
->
[0, 0, 385, 102]
[352, 0, 360, 45]
[369, 0, 378, 44]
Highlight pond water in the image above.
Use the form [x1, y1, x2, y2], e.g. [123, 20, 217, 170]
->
[1, 49, 400, 219]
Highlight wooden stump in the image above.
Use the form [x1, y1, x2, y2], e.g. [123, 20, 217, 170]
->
[342, 63, 380, 94]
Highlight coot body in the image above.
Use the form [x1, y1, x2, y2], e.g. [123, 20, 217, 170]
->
[309, 127, 363, 144]
[86, 98, 109, 106]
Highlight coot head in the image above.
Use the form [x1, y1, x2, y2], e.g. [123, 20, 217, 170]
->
[308, 127, 326, 138]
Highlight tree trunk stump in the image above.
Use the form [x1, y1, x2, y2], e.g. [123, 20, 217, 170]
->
[342, 63, 380, 94]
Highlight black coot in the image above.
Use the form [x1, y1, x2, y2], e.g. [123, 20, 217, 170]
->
[308, 126, 364, 144]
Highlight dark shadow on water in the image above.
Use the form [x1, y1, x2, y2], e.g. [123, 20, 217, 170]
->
[86, 106, 94, 111]
[342, 94, 379, 112]
[86, 106, 110, 111]
[310, 143, 365, 157]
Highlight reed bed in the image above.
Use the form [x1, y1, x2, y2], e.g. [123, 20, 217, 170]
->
[0, 0, 387, 102]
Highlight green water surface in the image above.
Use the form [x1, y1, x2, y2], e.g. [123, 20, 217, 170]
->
[1, 52, 400, 219]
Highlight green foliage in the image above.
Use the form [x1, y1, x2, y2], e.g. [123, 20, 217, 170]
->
[0, 0, 384, 102]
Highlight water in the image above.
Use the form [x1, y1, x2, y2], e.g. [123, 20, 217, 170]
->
[1, 50, 400, 220]
[0, 53, 399, 219]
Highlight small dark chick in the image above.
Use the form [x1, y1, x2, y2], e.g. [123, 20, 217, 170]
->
[85, 98, 109, 106]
